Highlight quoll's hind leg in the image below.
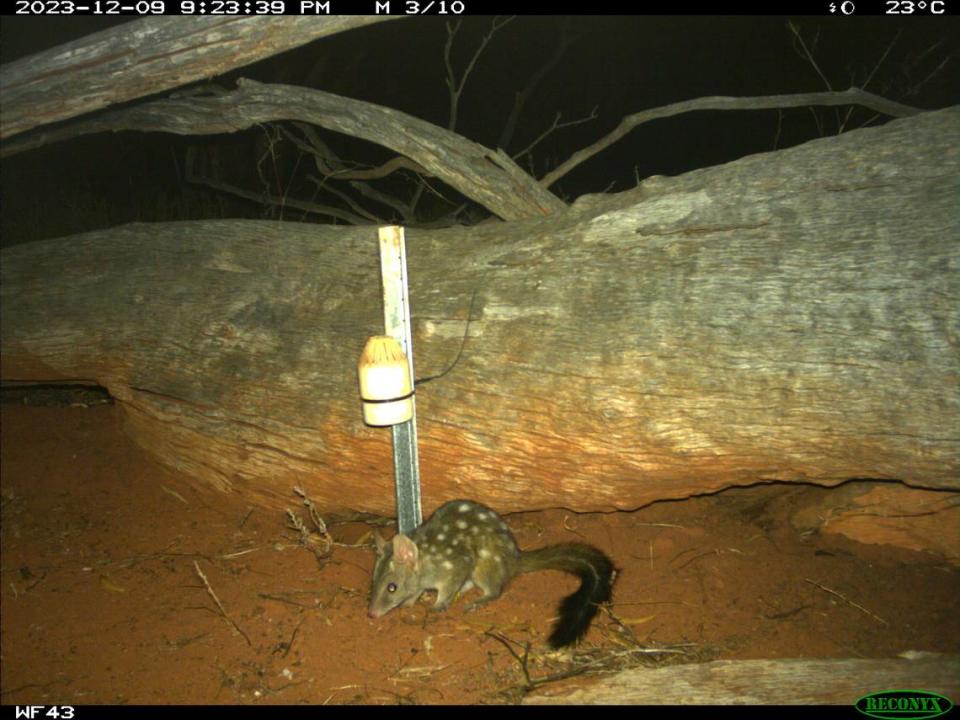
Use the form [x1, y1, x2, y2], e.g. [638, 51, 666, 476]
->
[463, 558, 509, 611]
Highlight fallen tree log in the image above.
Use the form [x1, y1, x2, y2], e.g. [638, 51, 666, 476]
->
[522, 654, 960, 704]
[2, 107, 958, 514]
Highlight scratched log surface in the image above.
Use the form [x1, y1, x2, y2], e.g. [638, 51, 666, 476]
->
[523, 654, 960, 704]
[2, 107, 958, 515]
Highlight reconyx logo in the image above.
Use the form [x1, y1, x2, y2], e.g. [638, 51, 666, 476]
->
[856, 690, 953, 720]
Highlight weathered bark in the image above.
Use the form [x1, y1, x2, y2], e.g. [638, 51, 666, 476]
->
[2, 107, 958, 515]
[522, 655, 960, 704]
[0, 16, 401, 140]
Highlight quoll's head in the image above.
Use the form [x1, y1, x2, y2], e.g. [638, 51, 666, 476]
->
[368, 532, 421, 618]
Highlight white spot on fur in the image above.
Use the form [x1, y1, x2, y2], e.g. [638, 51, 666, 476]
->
[456, 520, 468, 529]
[442, 560, 454, 570]
[436, 533, 446, 541]
[458, 503, 471, 512]
[479, 548, 491, 558]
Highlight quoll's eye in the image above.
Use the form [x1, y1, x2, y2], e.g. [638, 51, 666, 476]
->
[387, 582, 397, 593]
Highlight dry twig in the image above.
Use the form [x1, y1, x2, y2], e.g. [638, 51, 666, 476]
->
[804, 577, 889, 626]
[193, 560, 251, 646]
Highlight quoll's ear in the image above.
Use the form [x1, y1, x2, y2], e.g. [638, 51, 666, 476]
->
[373, 531, 388, 555]
[392, 534, 419, 566]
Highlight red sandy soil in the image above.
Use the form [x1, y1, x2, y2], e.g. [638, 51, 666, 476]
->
[1, 403, 958, 705]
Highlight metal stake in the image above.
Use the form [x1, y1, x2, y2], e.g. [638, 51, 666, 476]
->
[377, 226, 422, 534]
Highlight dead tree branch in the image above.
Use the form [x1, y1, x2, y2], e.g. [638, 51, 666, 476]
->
[1, 79, 564, 221]
[0, 16, 402, 140]
[444, 16, 515, 132]
[184, 152, 371, 226]
[514, 106, 599, 166]
[497, 17, 574, 151]
[541, 88, 926, 189]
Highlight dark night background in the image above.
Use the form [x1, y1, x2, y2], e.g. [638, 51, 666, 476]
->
[0, 15, 956, 247]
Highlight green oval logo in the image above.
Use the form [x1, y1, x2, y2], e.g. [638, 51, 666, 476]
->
[856, 690, 954, 720]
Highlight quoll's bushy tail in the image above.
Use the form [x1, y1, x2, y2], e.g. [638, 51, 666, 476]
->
[517, 542, 615, 648]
